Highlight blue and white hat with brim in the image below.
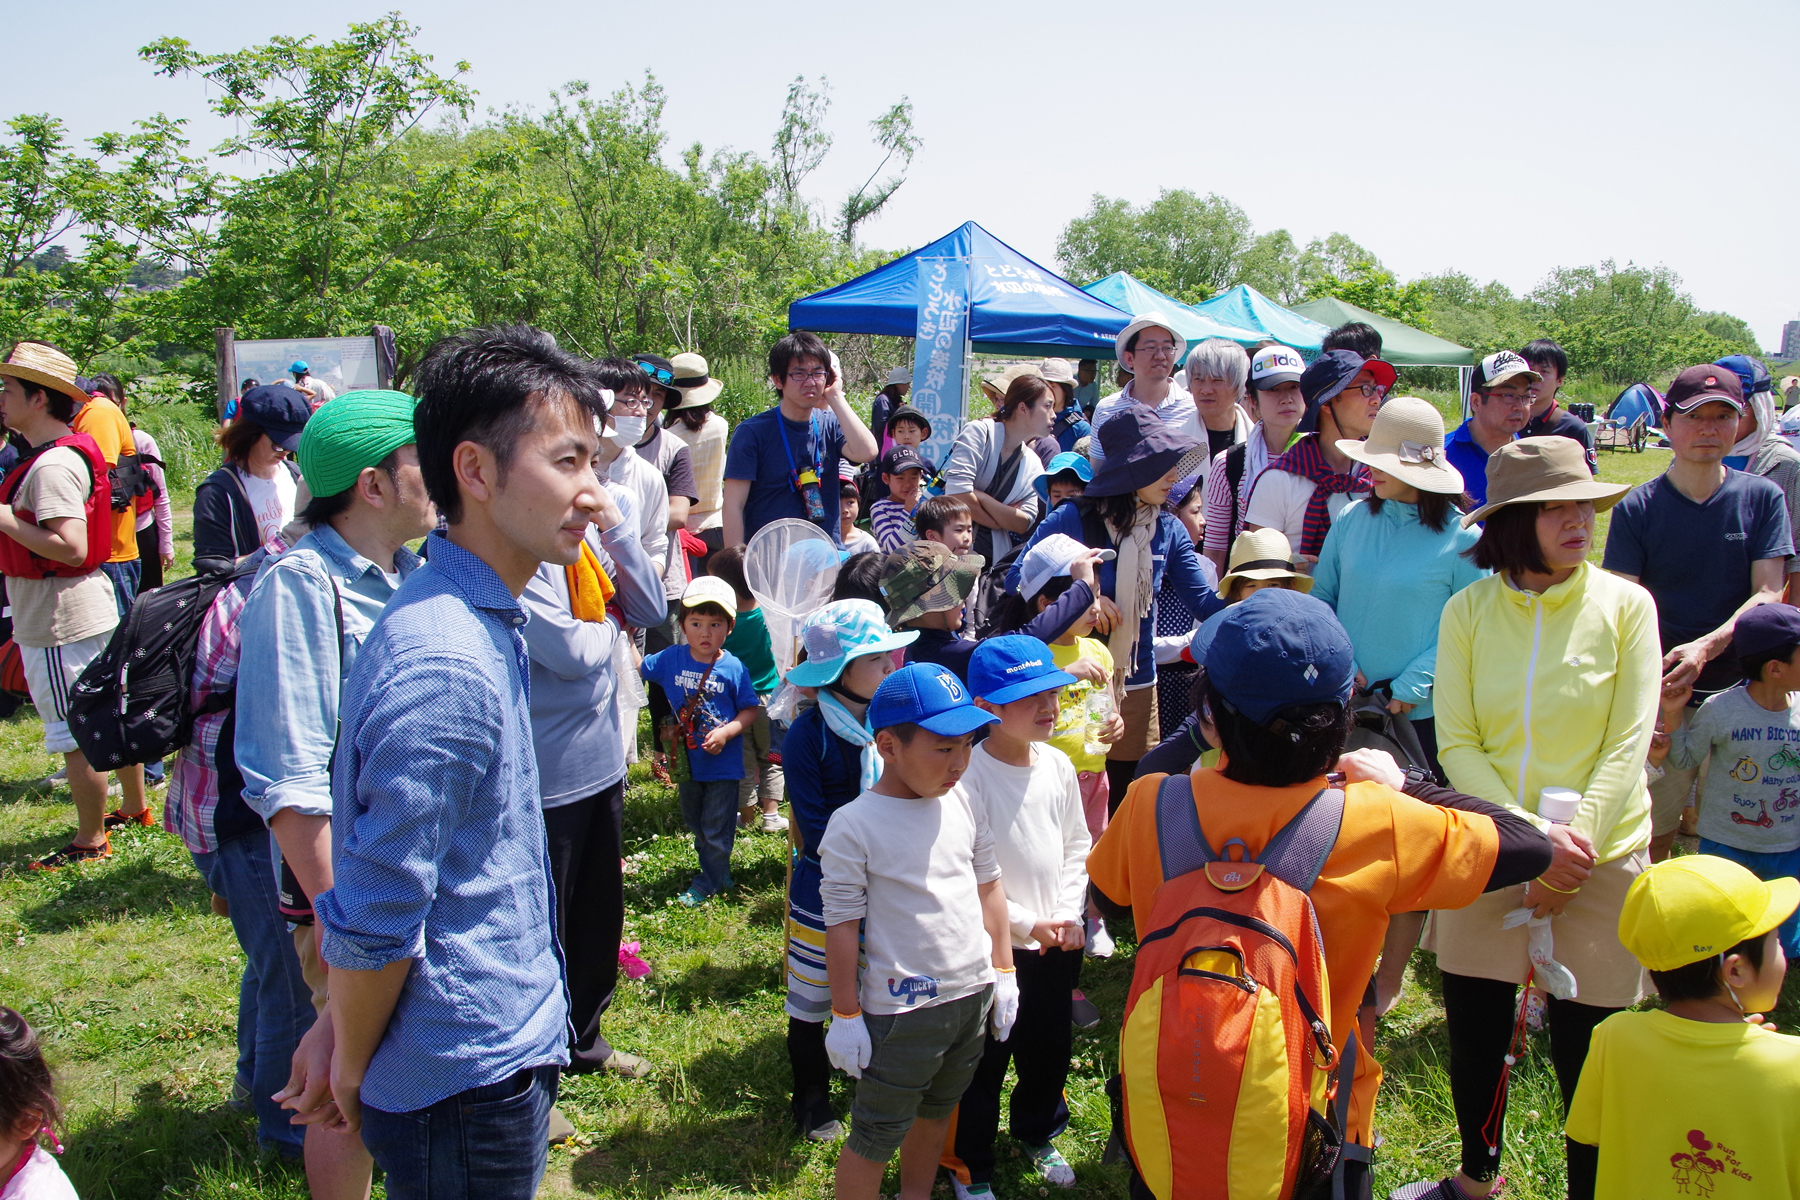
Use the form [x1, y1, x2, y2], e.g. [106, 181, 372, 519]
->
[1017, 533, 1114, 601]
[786, 599, 918, 688]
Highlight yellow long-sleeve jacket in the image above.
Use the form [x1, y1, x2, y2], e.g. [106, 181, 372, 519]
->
[1434, 560, 1658, 865]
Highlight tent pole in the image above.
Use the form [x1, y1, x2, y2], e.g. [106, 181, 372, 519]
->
[1458, 366, 1473, 421]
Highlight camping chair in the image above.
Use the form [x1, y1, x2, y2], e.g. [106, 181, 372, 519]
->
[1595, 410, 1647, 453]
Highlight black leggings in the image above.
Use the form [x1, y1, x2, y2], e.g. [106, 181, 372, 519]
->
[1441, 971, 1614, 1193]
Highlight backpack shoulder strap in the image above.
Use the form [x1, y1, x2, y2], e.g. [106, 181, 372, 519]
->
[1076, 497, 1112, 550]
[1256, 786, 1346, 893]
[1153, 771, 1219, 881]
[1223, 443, 1250, 540]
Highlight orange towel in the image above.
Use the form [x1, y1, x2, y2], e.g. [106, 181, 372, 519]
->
[564, 539, 615, 622]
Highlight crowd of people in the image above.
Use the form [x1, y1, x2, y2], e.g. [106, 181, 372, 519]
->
[0, 315, 1797, 1200]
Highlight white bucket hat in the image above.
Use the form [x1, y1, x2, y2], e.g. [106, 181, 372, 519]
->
[1017, 533, 1115, 601]
[1336, 397, 1466, 496]
[1114, 314, 1186, 365]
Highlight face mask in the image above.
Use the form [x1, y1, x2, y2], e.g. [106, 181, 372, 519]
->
[608, 414, 646, 444]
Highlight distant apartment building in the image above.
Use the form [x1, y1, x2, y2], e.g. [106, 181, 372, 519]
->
[1783, 315, 1800, 362]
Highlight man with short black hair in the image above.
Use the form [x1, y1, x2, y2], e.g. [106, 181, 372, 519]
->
[0, 343, 119, 871]
[1323, 321, 1383, 361]
[1073, 359, 1099, 410]
[1088, 316, 1200, 470]
[1446, 352, 1537, 509]
[722, 332, 877, 548]
[315, 325, 604, 1199]
[1605, 364, 1793, 862]
[1520, 338, 1597, 474]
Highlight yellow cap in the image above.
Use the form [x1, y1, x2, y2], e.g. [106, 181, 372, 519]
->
[1618, 855, 1800, 972]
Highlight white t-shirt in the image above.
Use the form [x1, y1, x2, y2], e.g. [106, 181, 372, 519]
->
[960, 742, 1091, 949]
[597, 447, 669, 581]
[842, 528, 879, 556]
[238, 466, 297, 546]
[1, 1144, 78, 1200]
[1243, 469, 1356, 554]
[818, 783, 1000, 1015]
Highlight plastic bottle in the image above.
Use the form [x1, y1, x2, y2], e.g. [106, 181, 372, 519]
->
[1082, 687, 1114, 757]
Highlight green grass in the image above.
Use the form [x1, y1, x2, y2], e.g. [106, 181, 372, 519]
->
[3, 458, 1795, 1200]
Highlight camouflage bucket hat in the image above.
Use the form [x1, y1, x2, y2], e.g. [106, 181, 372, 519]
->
[881, 542, 983, 627]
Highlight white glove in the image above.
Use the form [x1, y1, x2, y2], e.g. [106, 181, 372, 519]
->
[825, 1012, 871, 1078]
[991, 969, 1020, 1041]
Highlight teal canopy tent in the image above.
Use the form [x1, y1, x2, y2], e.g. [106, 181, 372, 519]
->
[1191, 284, 1332, 353]
[1081, 272, 1265, 350]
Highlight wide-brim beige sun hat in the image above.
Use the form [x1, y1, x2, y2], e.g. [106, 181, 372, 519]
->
[1336, 396, 1466, 496]
[1217, 527, 1313, 598]
[668, 352, 724, 408]
[1461, 435, 1631, 527]
[0, 341, 90, 408]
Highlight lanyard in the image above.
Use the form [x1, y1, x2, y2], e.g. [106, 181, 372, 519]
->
[778, 411, 822, 479]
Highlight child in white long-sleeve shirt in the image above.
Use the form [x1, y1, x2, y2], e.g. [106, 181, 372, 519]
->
[944, 635, 1092, 1197]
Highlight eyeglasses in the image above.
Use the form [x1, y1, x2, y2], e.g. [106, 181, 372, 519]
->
[1344, 383, 1389, 400]
[1131, 343, 1177, 356]
[632, 357, 673, 383]
[1482, 391, 1534, 408]
[786, 369, 830, 383]
[611, 393, 653, 413]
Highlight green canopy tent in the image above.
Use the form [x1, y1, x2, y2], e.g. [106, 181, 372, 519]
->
[1287, 297, 1474, 367]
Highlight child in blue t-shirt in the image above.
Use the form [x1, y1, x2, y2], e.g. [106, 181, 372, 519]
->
[641, 575, 762, 906]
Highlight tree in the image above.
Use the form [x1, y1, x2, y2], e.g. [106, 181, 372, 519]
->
[771, 76, 831, 210]
[1532, 261, 1750, 383]
[836, 99, 921, 248]
[1056, 189, 1254, 301]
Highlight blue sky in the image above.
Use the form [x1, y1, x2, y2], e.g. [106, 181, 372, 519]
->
[11, 0, 1800, 345]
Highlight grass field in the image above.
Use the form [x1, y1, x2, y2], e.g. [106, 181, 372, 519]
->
[2, 422, 1794, 1200]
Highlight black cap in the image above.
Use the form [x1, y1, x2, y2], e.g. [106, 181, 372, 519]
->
[885, 404, 933, 437]
[237, 383, 313, 452]
[1665, 364, 1745, 418]
[880, 445, 931, 476]
[1730, 603, 1800, 661]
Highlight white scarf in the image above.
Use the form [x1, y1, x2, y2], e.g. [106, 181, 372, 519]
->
[818, 691, 881, 793]
[1731, 389, 1775, 461]
[1108, 503, 1157, 682]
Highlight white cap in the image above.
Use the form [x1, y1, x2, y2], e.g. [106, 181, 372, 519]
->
[1538, 787, 1582, 824]
[1017, 533, 1115, 601]
[1250, 345, 1304, 389]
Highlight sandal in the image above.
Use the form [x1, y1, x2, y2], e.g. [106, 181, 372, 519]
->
[104, 805, 154, 831]
[1389, 1178, 1504, 1200]
[29, 838, 111, 871]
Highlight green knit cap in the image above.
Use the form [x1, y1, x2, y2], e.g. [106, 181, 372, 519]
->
[296, 389, 419, 499]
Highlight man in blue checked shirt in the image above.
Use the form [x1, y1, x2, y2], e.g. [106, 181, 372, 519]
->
[309, 325, 609, 1200]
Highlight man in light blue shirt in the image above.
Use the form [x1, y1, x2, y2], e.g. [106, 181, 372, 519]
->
[236, 388, 436, 1196]
[310, 326, 610, 1200]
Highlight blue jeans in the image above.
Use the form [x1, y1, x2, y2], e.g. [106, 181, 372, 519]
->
[100, 558, 141, 619]
[191, 832, 314, 1156]
[678, 778, 739, 896]
[1698, 838, 1800, 958]
[360, 1064, 558, 1200]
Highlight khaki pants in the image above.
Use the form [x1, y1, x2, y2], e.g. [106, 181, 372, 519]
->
[1109, 684, 1160, 763]
[1649, 756, 1703, 838]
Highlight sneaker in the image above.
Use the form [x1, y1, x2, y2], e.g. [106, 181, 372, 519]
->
[600, 1049, 653, 1080]
[1389, 1178, 1503, 1200]
[950, 1179, 994, 1200]
[1029, 1143, 1076, 1188]
[676, 885, 710, 908]
[29, 838, 111, 871]
[41, 767, 66, 787]
[739, 807, 758, 829]
[104, 805, 154, 831]
[547, 1105, 576, 1145]
[1070, 990, 1101, 1030]
[1085, 917, 1115, 959]
[792, 1089, 842, 1142]
[759, 811, 790, 834]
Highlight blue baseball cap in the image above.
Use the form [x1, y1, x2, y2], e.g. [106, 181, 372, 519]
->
[868, 663, 999, 737]
[1033, 451, 1094, 501]
[969, 635, 1077, 705]
[1203, 589, 1354, 725]
[289, 360, 309, 373]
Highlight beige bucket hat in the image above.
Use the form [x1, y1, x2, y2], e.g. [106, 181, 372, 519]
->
[1337, 396, 1466, 496]
[1217, 527, 1313, 598]
[0, 342, 89, 408]
[1461, 435, 1630, 527]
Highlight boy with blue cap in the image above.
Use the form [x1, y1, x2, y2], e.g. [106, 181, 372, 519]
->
[819, 663, 1019, 1200]
[942, 636, 1091, 1197]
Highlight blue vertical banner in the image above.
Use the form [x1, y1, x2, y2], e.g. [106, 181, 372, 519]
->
[910, 256, 970, 475]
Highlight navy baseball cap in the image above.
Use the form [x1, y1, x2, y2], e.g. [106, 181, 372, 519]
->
[868, 663, 999, 737]
[969, 635, 1077, 706]
[1730, 603, 1800, 661]
[237, 382, 314, 452]
[1203, 589, 1355, 725]
[880, 445, 931, 477]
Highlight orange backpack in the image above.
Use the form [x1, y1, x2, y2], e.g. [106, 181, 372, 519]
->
[1119, 774, 1359, 1200]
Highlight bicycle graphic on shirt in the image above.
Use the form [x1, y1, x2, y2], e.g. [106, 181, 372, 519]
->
[1729, 786, 1800, 829]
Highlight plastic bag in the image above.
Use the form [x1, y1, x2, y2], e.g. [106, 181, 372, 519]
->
[1500, 906, 1579, 1001]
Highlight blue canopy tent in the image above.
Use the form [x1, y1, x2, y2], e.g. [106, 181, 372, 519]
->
[787, 221, 1134, 359]
[1081, 272, 1266, 350]
[1191, 284, 1332, 354]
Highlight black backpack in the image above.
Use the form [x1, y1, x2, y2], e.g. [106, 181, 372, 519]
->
[67, 553, 265, 770]
[968, 500, 1113, 640]
[1342, 680, 1437, 785]
[107, 449, 161, 513]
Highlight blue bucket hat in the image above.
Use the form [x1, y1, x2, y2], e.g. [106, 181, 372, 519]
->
[868, 663, 999, 737]
[1203, 589, 1354, 726]
[968, 635, 1077, 706]
[1033, 451, 1094, 502]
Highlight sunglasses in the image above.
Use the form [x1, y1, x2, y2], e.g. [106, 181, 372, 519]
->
[632, 357, 674, 383]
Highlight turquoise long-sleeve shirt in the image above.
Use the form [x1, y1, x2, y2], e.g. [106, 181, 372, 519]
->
[1309, 496, 1486, 719]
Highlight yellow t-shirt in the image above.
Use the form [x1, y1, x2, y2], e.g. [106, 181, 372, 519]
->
[1566, 1009, 1800, 1199]
[1048, 637, 1112, 774]
[70, 395, 139, 563]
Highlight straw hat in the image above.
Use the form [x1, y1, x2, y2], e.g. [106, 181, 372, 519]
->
[0, 342, 90, 408]
[1461, 435, 1630, 527]
[1038, 358, 1078, 386]
[1217, 528, 1312, 598]
[1337, 397, 1465, 495]
[668, 352, 723, 408]
[980, 361, 1041, 399]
